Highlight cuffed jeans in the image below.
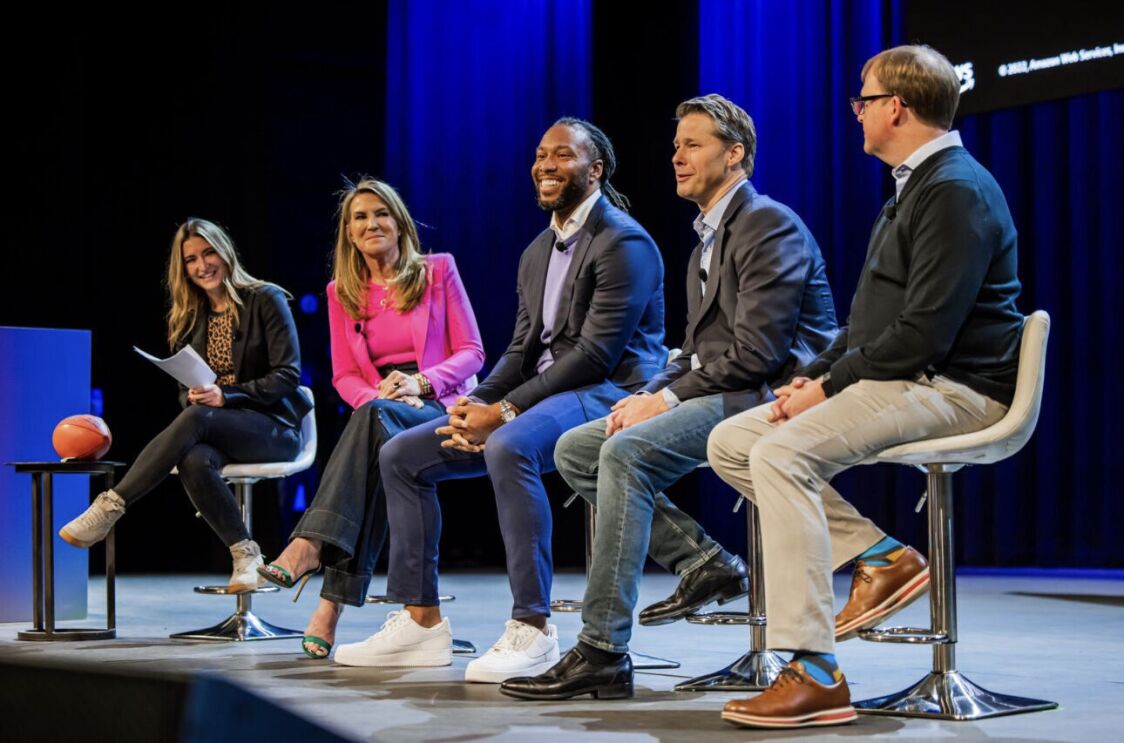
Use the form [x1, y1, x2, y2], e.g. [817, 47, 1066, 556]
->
[291, 398, 445, 607]
[707, 375, 1007, 653]
[379, 380, 628, 620]
[114, 405, 300, 546]
[554, 393, 728, 653]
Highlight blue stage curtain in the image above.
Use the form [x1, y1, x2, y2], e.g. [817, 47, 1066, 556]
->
[698, 0, 1124, 566]
[384, 0, 593, 358]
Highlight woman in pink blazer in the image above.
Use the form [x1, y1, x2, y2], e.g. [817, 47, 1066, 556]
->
[259, 178, 484, 657]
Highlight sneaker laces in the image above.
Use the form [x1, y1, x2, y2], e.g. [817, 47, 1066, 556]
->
[489, 620, 540, 654]
[74, 492, 125, 529]
[376, 610, 414, 637]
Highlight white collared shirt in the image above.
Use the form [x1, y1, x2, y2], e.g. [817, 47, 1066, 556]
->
[550, 188, 602, 242]
[892, 130, 962, 200]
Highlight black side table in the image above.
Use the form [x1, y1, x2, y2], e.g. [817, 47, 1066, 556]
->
[8, 461, 123, 641]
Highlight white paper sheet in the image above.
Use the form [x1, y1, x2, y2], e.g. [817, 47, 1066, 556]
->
[133, 345, 217, 389]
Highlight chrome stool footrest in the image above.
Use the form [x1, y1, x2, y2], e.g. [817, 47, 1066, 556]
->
[685, 611, 764, 626]
[855, 670, 1058, 720]
[858, 626, 948, 644]
[366, 594, 455, 604]
[193, 585, 279, 596]
[549, 599, 583, 612]
[675, 649, 786, 692]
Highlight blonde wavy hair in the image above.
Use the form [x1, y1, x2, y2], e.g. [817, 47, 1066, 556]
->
[332, 178, 428, 320]
[165, 218, 277, 348]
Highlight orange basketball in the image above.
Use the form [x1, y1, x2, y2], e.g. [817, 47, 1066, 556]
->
[52, 415, 112, 460]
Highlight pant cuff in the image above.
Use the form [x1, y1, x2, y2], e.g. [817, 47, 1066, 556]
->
[679, 544, 723, 576]
[577, 631, 628, 655]
[291, 510, 360, 558]
[320, 566, 372, 608]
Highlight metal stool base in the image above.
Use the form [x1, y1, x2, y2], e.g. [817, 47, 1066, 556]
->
[674, 649, 785, 692]
[17, 628, 116, 642]
[629, 651, 680, 670]
[193, 585, 279, 595]
[170, 610, 302, 642]
[366, 594, 455, 604]
[854, 670, 1058, 720]
[452, 639, 476, 654]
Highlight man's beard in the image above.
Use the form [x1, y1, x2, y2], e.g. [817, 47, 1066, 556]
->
[536, 169, 590, 214]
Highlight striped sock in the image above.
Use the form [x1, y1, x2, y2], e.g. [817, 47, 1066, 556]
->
[856, 535, 906, 567]
[792, 651, 842, 685]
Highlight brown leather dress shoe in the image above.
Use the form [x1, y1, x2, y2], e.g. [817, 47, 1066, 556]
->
[835, 545, 930, 641]
[722, 661, 856, 728]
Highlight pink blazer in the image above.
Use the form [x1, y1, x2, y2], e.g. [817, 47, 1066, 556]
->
[327, 253, 485, 408]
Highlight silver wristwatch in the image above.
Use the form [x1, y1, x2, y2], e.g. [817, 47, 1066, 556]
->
[498, 399, 518, 423]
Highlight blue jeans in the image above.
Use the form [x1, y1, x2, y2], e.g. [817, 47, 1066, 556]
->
[292, 398, 445, 606]
[379, 380, 628, 619]
[553, 393, 727, 653]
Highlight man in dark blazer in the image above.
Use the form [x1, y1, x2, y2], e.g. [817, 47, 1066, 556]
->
[333, 119, 666, 682]
[500, 94, 838, 701]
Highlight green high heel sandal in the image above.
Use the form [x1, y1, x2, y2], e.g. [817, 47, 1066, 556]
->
[257, 562, 320, 602]
[302, 635, 332, 659]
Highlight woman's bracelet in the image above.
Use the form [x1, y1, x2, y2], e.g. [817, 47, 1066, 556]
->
[412, 373, 433, 397]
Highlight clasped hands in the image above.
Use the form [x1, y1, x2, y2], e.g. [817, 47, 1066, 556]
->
[436, 397, 505, 453]
[378, 370, 424, 408]
[768, 375, 827, 423]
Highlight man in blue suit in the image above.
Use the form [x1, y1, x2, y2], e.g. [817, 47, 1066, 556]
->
[334, 118, 667, 684]
[501, 95, 838, 700]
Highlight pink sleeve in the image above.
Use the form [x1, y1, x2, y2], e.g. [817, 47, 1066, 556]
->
[327, 282, 380, 409]
[418, 255, 485, 397]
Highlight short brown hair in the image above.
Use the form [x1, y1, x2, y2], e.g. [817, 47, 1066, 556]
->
[861, 45, 960, 129]
[675, 94, 757, 177]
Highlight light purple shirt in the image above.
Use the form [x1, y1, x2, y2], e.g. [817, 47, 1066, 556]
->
[536, 189, 601, 373]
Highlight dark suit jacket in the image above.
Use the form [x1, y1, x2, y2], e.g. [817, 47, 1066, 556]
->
[178, 283, 312, 428]
[472, 196, 666, 412]
[642, 181, 838, 416]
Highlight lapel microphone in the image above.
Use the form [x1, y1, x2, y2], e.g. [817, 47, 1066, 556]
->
[554, 241, 567, 253]
[885, 198, 897, 221]
[699, 268, 708, 282]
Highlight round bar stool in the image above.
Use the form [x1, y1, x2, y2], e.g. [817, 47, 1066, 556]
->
[170, 387, 316, 642]
[853, 311, 1058, 720]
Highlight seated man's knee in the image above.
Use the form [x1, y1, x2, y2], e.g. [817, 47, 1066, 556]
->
[707, 418, 748, 476]
[553, 424, 597, 477]
[599, 428, 646, 467]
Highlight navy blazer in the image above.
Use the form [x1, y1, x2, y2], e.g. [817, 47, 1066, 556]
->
[643, 181, 838, 416]
[178, 283, 312, 428]
[473, 196, 666, 412]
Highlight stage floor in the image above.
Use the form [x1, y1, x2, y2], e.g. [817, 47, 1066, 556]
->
[2, 570, 1121, 741]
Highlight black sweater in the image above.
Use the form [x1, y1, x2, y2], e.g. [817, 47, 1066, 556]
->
[803, 146, 1023, 406]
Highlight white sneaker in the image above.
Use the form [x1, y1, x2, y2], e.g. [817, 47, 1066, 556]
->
[59, 490, 126, 548]
[228, 539, 265, 594]
[333, 610, 452, 667]
[464, 620, 560, 683]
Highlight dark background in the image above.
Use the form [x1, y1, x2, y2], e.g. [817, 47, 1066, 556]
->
[3, 1, 1122, 577]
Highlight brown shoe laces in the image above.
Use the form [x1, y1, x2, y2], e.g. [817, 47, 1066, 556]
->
[763, 666, 807, 696]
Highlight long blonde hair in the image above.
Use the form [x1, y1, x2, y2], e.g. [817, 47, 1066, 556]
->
[165, 218, 273, 348]
[332, 178, 428, 320]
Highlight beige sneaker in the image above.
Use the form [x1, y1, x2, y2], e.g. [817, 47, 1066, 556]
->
[228, 539, 266, 593]
[59, 490, 126, 547]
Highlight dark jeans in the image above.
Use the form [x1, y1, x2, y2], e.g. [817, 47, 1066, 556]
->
[291, 398, 444, 606]
[379, 380, 628, 620]
[115, 405, 301, 546]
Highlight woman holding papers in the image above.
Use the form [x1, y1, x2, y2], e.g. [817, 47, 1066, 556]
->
[257, 178, 484, 658]
[59, 218, 311, 594]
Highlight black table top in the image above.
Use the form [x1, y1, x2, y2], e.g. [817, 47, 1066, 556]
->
[7, 461, 125, 474]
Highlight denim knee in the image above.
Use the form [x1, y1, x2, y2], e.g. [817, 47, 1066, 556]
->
[177, 444, 222, 480]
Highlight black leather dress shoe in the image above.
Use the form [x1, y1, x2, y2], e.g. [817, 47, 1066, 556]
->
[639, 552, 748, 626]
[499, 646, 633, 700]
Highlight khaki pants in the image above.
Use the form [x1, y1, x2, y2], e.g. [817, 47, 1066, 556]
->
[707, 375, 1007, 653]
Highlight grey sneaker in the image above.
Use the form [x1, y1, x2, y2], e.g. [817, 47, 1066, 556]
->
[59, 490, 126, 547]
[228, 539, 265, 594]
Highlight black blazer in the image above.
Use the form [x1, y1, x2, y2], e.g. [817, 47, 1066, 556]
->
[472, 196, 666, 412]
[178, 283, 312, 428]
[642, 181, 838, 416]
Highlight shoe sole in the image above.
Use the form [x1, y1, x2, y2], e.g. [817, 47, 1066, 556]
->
[465, 657, 560, 684]
[332, 649, 452, 667]
[499, 681, 634, 701]
[835, 567, 930, 641]
[638, 578, 750, 626]
[58, 528, 96, 549]
[721, 705, 857, 728]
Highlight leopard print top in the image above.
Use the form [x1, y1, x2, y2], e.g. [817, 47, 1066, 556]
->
[207, 310, 236, 385]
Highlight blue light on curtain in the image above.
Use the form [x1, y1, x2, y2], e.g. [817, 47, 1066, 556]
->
[384, 0, 593, 360]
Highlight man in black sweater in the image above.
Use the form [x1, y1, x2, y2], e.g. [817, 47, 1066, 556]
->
[708, 45, 1024, 729]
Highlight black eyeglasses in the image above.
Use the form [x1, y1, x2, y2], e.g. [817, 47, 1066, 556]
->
[848, 93, 908, 115]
